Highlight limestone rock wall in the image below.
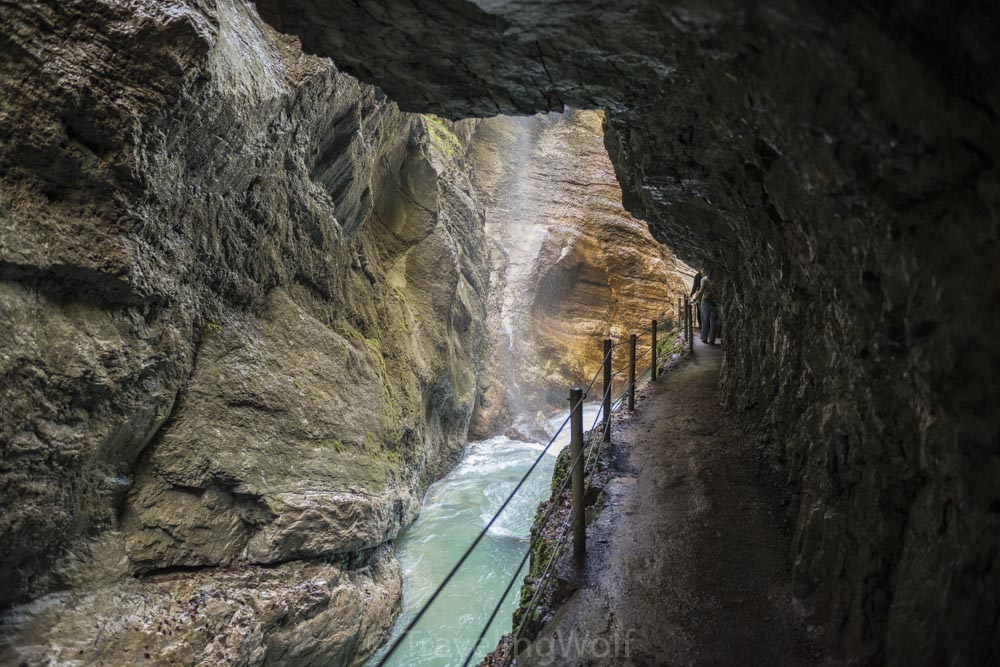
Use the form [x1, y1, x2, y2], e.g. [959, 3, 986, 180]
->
[467, 110, 688, 436]
[253, 2, 1000, 662]
[0, 1, 487, 663]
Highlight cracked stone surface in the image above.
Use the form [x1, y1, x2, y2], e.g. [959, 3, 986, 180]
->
[1, 548, 401, 667]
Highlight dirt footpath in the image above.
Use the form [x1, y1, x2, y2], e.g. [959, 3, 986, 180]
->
[522, 340, 824, 666]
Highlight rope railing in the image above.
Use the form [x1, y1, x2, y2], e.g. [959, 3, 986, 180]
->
[377, 312, 692, 667]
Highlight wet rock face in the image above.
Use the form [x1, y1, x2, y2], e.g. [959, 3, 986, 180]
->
[1, 0, 486, 662]
[255, 0, 1000, 662]
[7, 550, 400, 667]
[466, 111, 688, 435]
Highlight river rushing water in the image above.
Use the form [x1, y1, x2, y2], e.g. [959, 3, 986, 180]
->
[369, 405, 602, 667]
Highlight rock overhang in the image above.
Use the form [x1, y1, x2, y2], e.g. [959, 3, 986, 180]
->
[251, 1, 1000, 662]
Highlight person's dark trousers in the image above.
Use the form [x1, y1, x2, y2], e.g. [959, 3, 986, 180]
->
[695, 298, 702, 327]
[691, 272, 702, 328]
[700, 299, 720, 343]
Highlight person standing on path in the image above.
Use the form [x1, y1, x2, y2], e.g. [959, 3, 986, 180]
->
[691, 269, 703, 328]
[691, 270, 720, 345]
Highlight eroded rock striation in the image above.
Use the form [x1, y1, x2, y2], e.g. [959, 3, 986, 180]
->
[466, 110, 688, 436]
[1, 1, 487, 663]
[254, 1, 1000, 663]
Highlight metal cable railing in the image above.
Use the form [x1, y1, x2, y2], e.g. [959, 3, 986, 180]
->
[462, 384, 611, 666]
[581, 341, 615, 396]
[501, 341, 661, 666]
[501, 312, 696, 662]
[374, 409, 573, 665]
[377, 313, 691, 667]
[499, 395, 613, 666]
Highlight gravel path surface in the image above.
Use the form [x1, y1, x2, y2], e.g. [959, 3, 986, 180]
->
[521, 340, 824, 666]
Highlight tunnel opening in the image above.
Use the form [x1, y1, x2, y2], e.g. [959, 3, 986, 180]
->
[367, 108, 695, 666]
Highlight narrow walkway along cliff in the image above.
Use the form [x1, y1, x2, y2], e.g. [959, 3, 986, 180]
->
[523, 340, 823, 666]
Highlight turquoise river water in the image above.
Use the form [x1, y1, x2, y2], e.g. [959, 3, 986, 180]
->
[368, 404, 602, 667]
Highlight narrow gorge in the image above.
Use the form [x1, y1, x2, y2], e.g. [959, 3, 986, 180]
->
[1, 2, 684, 664]
[2, 1, 998, 666]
